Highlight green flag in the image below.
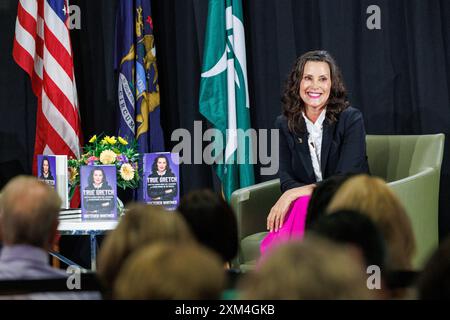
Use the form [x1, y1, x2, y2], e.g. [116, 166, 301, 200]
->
[199, 0, 255, 202]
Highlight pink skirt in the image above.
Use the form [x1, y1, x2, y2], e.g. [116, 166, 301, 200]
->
[260, 195, 311, 257]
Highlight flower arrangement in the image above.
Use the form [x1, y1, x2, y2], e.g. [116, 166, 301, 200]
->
[68, 134, 140, 199]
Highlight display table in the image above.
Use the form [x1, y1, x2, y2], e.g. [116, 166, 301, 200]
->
[55, 219, 118, 271]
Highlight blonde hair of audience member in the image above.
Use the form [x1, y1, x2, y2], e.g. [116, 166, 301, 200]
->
[113, 243, 225, 300]
[0, 193, 3, 243]
[98, 203, 195, 290]
[1, 176, 61, 249]
[326, 174, 416, 271]
[239, 235, 376, 299]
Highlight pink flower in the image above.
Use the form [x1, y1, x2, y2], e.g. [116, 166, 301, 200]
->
[87, 156, 99, 165]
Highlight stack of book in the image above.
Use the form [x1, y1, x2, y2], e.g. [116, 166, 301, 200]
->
[59, 209, 82, 221]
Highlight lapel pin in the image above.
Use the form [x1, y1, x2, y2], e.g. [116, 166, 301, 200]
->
[298, 137, 303, 144]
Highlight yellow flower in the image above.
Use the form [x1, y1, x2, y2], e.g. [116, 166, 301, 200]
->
[99, 149, 117, 164]
[108, 136, 117, 145]
[100, 136, 116, 145]
[89, 135, 97, 143]
[118, 136, 128, 145]
[120, 163, 135, 181]
[68, 167, 78, 183]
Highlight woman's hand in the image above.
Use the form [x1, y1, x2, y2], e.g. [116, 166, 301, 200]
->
[266, 191, 295, 233]
[266, 184, 315, 232]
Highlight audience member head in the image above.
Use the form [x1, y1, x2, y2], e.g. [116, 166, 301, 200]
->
[178, 189, 238, 264]
[310, 209, 386, 269]
[1, 176, 61, 249]
[239, 236, 375, 299]
[0, 193, 3, 243]
[327, 174, 416, 271]
[98, 203, 195, 291]
[417, 236, 450, 299]
[113, 243, 225, 299]
[305, 174, 352, 229]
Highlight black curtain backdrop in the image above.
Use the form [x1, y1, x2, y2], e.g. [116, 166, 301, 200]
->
[1, 0, 449, 239]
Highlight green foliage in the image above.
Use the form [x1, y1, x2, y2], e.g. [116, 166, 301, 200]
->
[68, 134, 140, 199]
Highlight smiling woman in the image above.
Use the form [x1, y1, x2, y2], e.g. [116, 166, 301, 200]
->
[299, 61, 331, 119]
[264, 50, 370, 242]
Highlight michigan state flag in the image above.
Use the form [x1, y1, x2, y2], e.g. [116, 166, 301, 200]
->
[199, 0, 255, 201]
[114, 0, 164, 154]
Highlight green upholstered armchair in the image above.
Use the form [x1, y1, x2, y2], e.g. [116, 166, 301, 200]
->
[366, 134, 445, 268]
[230, 134, 445, 271]
[230, 179, 281, 271]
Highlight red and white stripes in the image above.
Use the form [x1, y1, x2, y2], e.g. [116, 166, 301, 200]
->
[13, 0, 81, 165]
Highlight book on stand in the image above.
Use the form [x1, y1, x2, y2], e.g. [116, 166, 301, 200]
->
[141, 152, 180, 211]
[80, 165, 118, 220]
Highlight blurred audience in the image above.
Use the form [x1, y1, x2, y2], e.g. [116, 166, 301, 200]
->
[4, 174, 444, 300]
[310, 209, 386, 269]
[305, 174, 352, 230]
[239, 236, 376, 299]
[0, 176, 97, 299]
[417, 236, 450, 299]
[97, 203, 195, 296]
[0, 176, 65, 279]
[113, 243, 225, 299]
[0, 193, 3, 250]
[178, 189, 238, 266]
[327, 175, 416, 271]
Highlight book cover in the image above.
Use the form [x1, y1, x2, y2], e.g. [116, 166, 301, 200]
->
[80, 165, 117, 220]
[143, 152, 180, 211]
[37, 155, 69, 209]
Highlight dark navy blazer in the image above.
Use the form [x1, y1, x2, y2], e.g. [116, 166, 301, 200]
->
[276, 106, 370, 193]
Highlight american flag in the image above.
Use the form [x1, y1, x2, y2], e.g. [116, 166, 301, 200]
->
[13, 0, 81, 172]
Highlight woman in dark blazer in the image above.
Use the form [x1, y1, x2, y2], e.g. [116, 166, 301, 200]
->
[267, 50, 369, 232]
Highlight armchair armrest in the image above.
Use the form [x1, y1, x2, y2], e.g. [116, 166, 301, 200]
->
[231, 179, 281, 242]
[388, 167, 440, 269]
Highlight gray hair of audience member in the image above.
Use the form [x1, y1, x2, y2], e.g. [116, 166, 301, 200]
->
[1, 176, 61, 248]
[239, 236, 376, 300]
[113, 243, 225, 300]
[98, 203, 196, 290]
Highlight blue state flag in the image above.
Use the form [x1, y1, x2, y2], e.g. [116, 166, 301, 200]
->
[114, 0, 165, 154]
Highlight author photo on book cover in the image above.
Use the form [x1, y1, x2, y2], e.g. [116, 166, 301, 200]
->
[38, 156, 55, 187]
